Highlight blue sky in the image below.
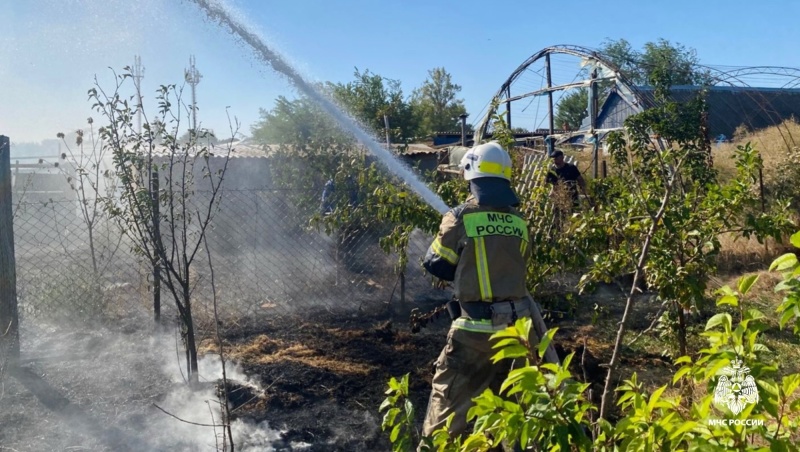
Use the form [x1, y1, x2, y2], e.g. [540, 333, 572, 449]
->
[3, 0, 800, 145]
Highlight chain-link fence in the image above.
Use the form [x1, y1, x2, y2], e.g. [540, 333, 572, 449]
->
[9, 150, 571, 349]
[189, 188, 441, 324]
[14, 197, 158, 323]
[11, 184, 444, 341]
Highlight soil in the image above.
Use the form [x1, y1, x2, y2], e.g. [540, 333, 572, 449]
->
[210, 308, 449, 451]
[208, 280, 671, 451]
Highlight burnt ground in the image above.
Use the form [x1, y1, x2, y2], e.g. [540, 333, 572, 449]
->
[207, 308, 449, 451]
[0, 281, 677, 452]
[209, 280, 675, 451]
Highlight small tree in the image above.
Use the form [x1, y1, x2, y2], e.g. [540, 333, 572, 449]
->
[554, 88, 589, 131]
[92, 68, 235, 383]
[56, 119, 123, 276]
[577, 75, 793, 421]
[599, 38, 712, 86]
[411, 67, 468, 136]
[250, 95, 348, 147]
[327, 68, 418, 143]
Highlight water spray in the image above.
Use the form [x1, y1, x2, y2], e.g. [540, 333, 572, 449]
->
[186, 0, 559, 365]
[188, 0, 449, 215]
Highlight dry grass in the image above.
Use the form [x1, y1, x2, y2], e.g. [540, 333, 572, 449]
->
[199, 334, 376, 376]
[562, 118, 800, 183]
[716, 233, 790, 275]
[564, 120, 800, 272]
[712, 119, 800, 271]
[712, 118, 800, 182]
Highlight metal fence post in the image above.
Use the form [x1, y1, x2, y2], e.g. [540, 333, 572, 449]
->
[0, 135, 19, 361]
[151, 169, 161, 324]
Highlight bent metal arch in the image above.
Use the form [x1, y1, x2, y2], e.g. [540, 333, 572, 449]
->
[475, 46, 800, 145]
[473, 45, 647, 147]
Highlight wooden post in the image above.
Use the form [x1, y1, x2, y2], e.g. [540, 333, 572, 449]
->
[0, 135, 19, 361]
[758, 155, 766, 214]
[151, 169, 161, 324]
[758, 156, 768, 255]
[590, 68, 599, 179]
[400, 271, 406, 305]
[546, 53, 554, 135]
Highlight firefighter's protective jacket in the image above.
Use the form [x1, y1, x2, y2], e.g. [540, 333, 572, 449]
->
[423, 195, 530, 304]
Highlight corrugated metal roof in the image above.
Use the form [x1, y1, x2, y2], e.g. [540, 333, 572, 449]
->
[661, 86, 800, 138]
[595, 86, 800, 138]
[393, 143, 441, 155]
[144, 142, 273, 158]
[143, 141, 443, 159]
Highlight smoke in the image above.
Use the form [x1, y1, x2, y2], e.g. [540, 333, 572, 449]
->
[4, 320, 297, 451]
[149, 330, 307, 451]
[156, 349, 316, 451]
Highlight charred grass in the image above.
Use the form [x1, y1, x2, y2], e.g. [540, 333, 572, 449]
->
[200, 310, 446, 450]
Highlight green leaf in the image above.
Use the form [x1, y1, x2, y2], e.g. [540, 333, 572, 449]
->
[382, 408, 399, 428]
[706, 359, 731, 382]
[791, 230, 800, 249]
[387, 376, 400, 391]
[668, 420, 697, 441]
[491, 344, 529, 362]
[514, 317, 533, 339]
[779, 310, 796, 330]
[774, 280, 793, 292]
[705, 313, 732, 332]
[672, 366, 692, 384]
[537, 328, 558, 359]
[745, 308, 767, 322]
[781, 374, 800, 398]
[492, 337, 522, 349]
[461, 434, 489, 449]
[738, 274, 759, 296]
[674, 355, 693, 365]
[716, 285, 736, 297]
[770, 440, 790, 452]
[717, 294, 739, 307]
[770, 253, 798, 272]
[647, 385, 668, 413]
[404, 399, 414, 418]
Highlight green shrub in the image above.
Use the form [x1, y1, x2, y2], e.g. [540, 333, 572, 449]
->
[382, 231, 800, 451]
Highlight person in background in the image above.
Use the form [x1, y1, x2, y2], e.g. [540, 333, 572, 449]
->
[546, 149, 586, 205]
[319, 175, 359, 215]
[419, 141, 534, 449]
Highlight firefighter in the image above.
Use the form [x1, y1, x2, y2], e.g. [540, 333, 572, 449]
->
[420, 141, 534, 443]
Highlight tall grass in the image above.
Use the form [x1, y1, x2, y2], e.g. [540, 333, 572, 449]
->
[712, 118, 800, 183]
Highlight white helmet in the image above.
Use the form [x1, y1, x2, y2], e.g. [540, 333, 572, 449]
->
[459, 142, 512, 181]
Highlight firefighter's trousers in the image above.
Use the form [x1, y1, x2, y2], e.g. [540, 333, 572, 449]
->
[421, 301, 536, 439]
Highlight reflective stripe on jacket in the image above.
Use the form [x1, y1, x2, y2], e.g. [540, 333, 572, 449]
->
[423, 196, 531, 307]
